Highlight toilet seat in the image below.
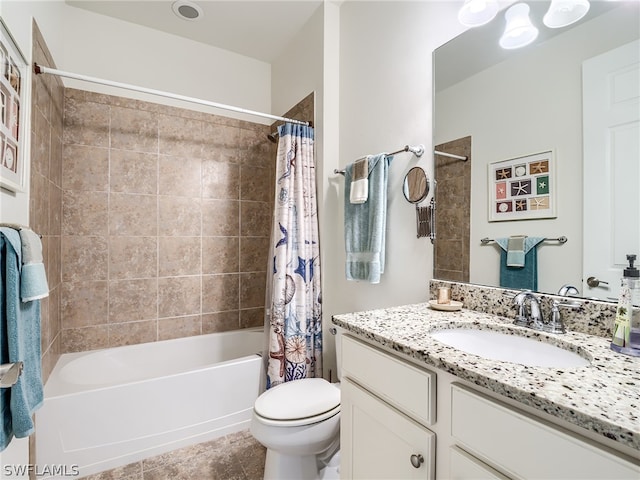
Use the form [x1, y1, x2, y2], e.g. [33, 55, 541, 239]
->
[254, 378, 340, 427]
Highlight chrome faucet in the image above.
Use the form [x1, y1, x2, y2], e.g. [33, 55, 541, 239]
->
[513, 291, 544, 330]
[513, 291, 580, 334]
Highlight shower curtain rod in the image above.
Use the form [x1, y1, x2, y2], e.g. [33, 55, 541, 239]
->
[434, 150, 468, 161]
[33, 64, 309, 126]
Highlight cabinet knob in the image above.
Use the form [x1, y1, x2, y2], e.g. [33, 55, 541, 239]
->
[410, 454, 424, 468]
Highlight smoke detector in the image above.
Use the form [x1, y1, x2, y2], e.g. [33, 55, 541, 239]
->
[172, 0, 203, 21]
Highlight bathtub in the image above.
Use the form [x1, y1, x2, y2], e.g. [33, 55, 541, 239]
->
[36, 328, 265, 478]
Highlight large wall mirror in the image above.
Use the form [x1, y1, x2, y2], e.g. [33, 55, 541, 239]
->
[433, 1, 639, 302]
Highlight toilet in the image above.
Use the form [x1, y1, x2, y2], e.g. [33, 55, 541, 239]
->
[250, 377, 341, 479]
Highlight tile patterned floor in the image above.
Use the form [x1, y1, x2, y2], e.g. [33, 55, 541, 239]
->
[82, 430, 266, 480]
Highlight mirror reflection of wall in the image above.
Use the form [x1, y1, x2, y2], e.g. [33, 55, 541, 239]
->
[433, 2, 640, 300]
[403, 166, 429, 204]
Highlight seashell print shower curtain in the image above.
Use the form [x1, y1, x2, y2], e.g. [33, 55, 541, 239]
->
[265, 123, 322, 388]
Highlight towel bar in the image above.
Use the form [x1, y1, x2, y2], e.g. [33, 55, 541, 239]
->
[481, 236, 568, 245]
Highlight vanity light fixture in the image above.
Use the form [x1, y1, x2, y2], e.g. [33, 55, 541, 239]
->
[499, 3, 539, 50]
[458, 0, 500, 27]
[172, 0, 203, 21]
[543, 0, 590, 28]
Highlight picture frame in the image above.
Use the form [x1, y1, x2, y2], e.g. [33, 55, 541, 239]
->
[0, 18, 27, 192]
[488, 150, 556, 222]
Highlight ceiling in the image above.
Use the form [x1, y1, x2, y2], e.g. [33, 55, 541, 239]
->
[66, 0, 324, 63]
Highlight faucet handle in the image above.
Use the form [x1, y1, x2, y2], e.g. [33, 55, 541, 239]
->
[545, 300, 580, 334]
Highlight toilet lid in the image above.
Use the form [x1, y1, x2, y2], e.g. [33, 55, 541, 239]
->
[255, 378, 340, 421]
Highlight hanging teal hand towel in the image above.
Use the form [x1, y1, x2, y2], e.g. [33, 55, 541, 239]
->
[0, 228, 44, 451]
[495, 236, 545, 290]
[344, 153, 393, 283]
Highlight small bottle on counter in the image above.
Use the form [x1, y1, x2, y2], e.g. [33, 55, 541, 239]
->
[610, 254, 640, 357]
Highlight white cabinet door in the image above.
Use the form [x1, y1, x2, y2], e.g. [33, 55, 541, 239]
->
[341, 378, 435, 480]
[583, 39, 640, 300]
[449, 446, 509, 480]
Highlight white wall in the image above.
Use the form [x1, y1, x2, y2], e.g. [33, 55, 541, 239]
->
[332, 1, 463, 316]
[435, 5, 639, 294]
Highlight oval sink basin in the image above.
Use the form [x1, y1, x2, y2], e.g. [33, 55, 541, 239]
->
[430, 328, 590, 368]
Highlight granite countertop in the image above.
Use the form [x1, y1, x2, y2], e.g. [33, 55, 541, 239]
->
[332, 303, 640, 453]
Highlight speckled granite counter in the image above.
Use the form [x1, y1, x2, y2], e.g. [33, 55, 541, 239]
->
[332, 303, 640, 453]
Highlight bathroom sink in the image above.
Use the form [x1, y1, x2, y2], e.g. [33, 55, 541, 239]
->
[430, 328, 590, 368]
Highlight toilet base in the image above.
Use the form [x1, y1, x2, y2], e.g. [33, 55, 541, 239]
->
[263, 451, 319, 480]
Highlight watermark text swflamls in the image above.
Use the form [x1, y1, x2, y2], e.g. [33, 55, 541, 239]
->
[3, 464, 79, 477]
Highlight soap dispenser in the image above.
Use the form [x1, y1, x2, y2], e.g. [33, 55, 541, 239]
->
[610, 254, 640, 356]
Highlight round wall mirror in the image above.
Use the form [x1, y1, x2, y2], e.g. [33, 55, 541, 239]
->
[403, 166, 429, 203]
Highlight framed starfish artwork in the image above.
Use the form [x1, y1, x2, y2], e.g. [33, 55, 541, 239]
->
[488, 150, 556, 222]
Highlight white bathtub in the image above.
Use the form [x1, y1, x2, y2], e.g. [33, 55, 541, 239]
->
[36, 328, 265, 478]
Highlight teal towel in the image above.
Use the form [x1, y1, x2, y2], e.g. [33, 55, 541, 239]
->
[344, 153, 393, 283]
[0, 228, 44, 451]
[495, 237, 545, 290]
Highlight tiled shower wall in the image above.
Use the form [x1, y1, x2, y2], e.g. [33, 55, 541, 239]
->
[30, 21, 64, 382]
[434, 136, 471, 282]
[59, 89, 279, 353]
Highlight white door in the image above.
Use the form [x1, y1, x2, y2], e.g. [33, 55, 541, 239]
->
[583, 40, 640, 301]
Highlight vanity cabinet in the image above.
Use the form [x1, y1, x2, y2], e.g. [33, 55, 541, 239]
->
[339, 333, 640, 480]
[450, 384, 640, 479]
[340, 335, 436, 479]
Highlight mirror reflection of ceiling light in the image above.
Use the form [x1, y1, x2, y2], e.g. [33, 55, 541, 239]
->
[543, 0, 591, 28]
[458, 0, 500, 27]
[499, 3, 539, 49]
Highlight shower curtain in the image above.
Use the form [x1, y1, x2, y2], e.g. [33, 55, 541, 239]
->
[265, 123, 322, 389]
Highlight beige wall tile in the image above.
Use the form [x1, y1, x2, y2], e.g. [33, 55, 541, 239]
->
[202, 311, 240, 334]
[109, 278, 158, 323]
[49, 184, 62, 236]
[239, 237, 269, 272]
[240, 165, 272, 203]
[50, 131, 63, 188]
[61, 281, 108, 328]
[158, 114, 204, 158]
[110, 105, 158, 153]
[109, 236, 158, 280]
[61, 325, 109, 353]
[202, 199, 239, 236]
[158, 155, 202, 197]
[47, 234, 61, 287]
[240, 201, 271, 237]
[30, 172, 49, 235]
[202, 236, 239, 274]
[31, 109, 50, 177]
[202, 159, 240, 199]
[109, 320, 157, 347]
[159, 236, 201, 277]
[62, 144, 109, 192]
[158, 196, 201, 236]
[63, 98, 110, 148]
[61, 235, 108, 282]
[240, 272, 266, 309]
[62, 190, 108, 236]
[202, 274, 239, 313]
[158, 276, 201, 318]
[110, 150, 158, 195]
[158, 315, 201, 341]
[109, 193, 157, 236]
[240, 308, 264, 329]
